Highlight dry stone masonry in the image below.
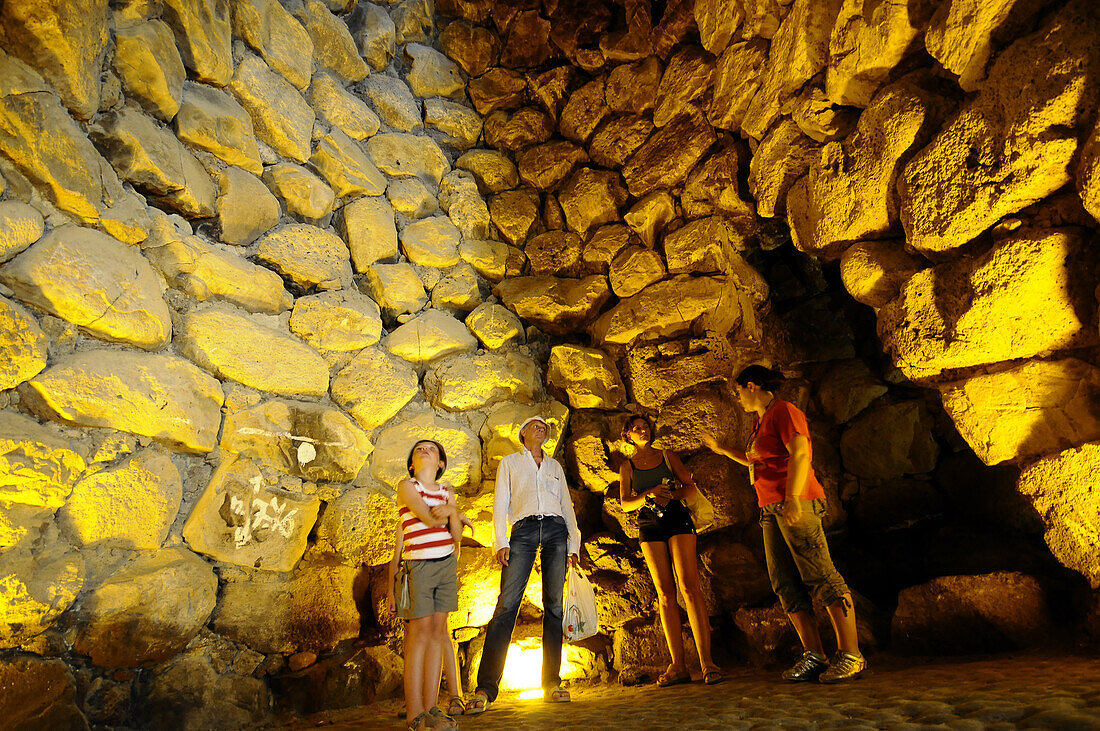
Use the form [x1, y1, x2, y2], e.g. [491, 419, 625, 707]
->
[0, 0, 1099, 726]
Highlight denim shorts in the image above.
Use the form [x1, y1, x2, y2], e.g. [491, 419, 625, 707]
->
[759, 498, 849, 614]
[403, 551, 458, 620]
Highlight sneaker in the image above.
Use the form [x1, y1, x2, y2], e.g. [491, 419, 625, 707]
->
[818, 650, 866, 683]
[781, 650, 829, 682]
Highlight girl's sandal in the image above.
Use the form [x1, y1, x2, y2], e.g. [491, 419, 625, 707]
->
[407, 711, 431, 731]
[446, 696, 466, 716]
[544, 686, 571, 702]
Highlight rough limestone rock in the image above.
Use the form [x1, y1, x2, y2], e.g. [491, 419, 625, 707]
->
[21, 350, 224, 453]
[432, 262, 481, 311]
[741, 0, 844, 140]
[425, 98, 484, 150]
[310, 128, 388, 199]
[484, 108, 555, 151]
[439, 171, 490, 239]
[0, 226, 170, 350]
[789, 77, 941, 257]
[547, 345, 626, 410]
[113, 19, 187, 121]
[526, 231, 583, 277]
[1018, 442, 1100, 588]
[405, 43, 464, 98]
[230, 52, 316, 163]
[0, 411, 85, 508]
[839, 239, 925, 309]
[625, 340, 730, 410]
[331, 347, 420, 430]
[0, 296, 47, 390]
[222, 400, 373, 482]
[390, 0, 434, 45]
[899, 0, 1100, 254]
[559, 167, 628, 234]
[263, 162, 335, 219]
[663, 217, 745, 276]
[453, 548, 503, 629]
[589, 115, 655, 169]
[609, 246, 666, 298]
[0, 52, 121, 224]
[582, 224, 639, 275]
[363, 75, 422, 132]
[517, 141, 590, 191]
[160, 0, 233, 85]
[308, 73, 381, 141]
[621, 109, 716, 196]
[494, 275, 612, 336]
[400, 216, 461, 267]
[386, 308, 478, 365]
[1080, 112, 1100, 223]
[231, 0, 313, 91]
[708, 39, 769, 132]
[892, 572, 1051, 653]
[350, 2, 396, 71]
[0, 541, 83, 648]
[90, 107, 215, 218]
[468, 67, 527, 115]
[74, 548, 217, 667]
[388, 178, 439, 218]
[0, 657, 86, 730]
[293, 0, 368, 82]
[655, 384, 745, 454]
[256, 223, 352, 291]
[289, 290, 382, 351]
[940, 359, 1100, 465]
[653, 46, 716, 127]
[877, 228, 1097, 381]
[372, 410, 481, 492]
[591, 275, 730, 346]
[215, 166, 280, 245]
[789, 84, 861, 142]
[424, 352, 539, 412]
[0, 0, 109, 120]
[479, 399, 569, 477]
[826, 0, 938, 108]
[695, 0, 742, 55]
[175, 82, 263, 175]
[143, 224, 292, 315]
[58, 448, 181, 549]
[624, 192, 675, 247]
[816, 359, 887, 424]
[460, 238, 515, 282]
[465, 303, 523, 350]
[360, 263, 426, 316]
[341, 196, 398, 271]
[438, 19, 499, 76]
[605, 55, 662, 115]
[367, 133, 449, 184]
[457, 149, 519, 194]
[840, 400, 939, 479]
[315, 484, 397, 566]
[183, 456, 321, 572]
[0, 201, 43, 263]
[489, 188, 539, 246]
[683, 142, 756, 221]
[749, 120, 820, 220]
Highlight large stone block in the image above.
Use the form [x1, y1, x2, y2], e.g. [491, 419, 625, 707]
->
[425, 98, 484, 151]
[468, 67, 527, 115]
[183, 456, 321, 572]
[439, 170, 490, 238]
[0, 541, 83, 648]
[331, 347, 420, 431]
[74, 548, 216, 667]
[372, 410, 482, 492]
[367, 133, 449, 185]
[547, 345, 625, 410]
[653, 46, 716, 128]
[621, 109, 716, 197]
[1018, 442, 1100, 589]
[308, 73, 381, 141]
[654, 384, 744, 454]
[707, 39, 768, 132]
[293, 0, 368, 82]
[222, 399, 373, 482]
[608, 246, 665, 298]
[349, 2, 396, 71]
[605, 55, 662, 115]
[256, 223, 353, 292]
[340, 196, 398, 271]
[695, 0, 742, 55]
[878, 227, 1098, 381]
[624, 340, 730, 410]
[0, 0, 109, 120]
[388, 178, 439, 219]
[405, 43, 464, 98]
[177, 305, 330, 397]
[175, 82, 263, 175]
[465, 302, 523, 350]
[438, 19, 499, 77]
[214, 166, 280, 246]
[0, 657, 87, 730]
[58, 448, 181, 549]
[494, 275, 612, 337]
[588, 115, 654, 169]
[479, 400, 568, 478]
[0, 201, 43, 264]
[484, 107, 554, 152]
[456, 149, 518, 194]
[160, 0, 233, 85]
[526, 230, 583, 277]
[815, 359, 887, 424]
[386, 309, 478, 366]
[516, 140, 589, 191]
[362, 75, 422, 132]
[424, 352, 539, 412]
[21, 351, 223, 453]
[489, 188, 539, 246]
[400, 217, 461, 268]
[315, 484, 397, 567]
[113, 19, 186, 121]
[232, 0, 314, 90]
[310, 127, 387, 199]
[230, 52, 315, 163]
[0, 295, 47, 391]
[0, 226, 170, 349]
[432, 262, 480, 312]
[559, 167, 628, 234]
[263, 163, 335, 220]
[899, 0, 1100, 254]
[839, 239, 925, 310]
[840, 399, 939, 479]
[289, 290, 382, 351]
[360, 262, 426, 316]
[0, 411, 84, 509]
[1080, 106, 1100, 223]
[749, 119, 820, 220]
[591, 275, 731, 346]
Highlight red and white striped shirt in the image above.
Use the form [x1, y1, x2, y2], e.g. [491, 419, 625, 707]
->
[399, 479, 456, 560]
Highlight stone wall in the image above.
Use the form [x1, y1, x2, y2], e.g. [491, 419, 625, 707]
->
[1, 0, 1099, 726]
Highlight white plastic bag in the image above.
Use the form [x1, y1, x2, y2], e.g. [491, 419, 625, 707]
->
[563, 566, 599, 642]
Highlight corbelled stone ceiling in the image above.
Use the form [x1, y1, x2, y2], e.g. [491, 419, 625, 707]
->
[0, 0, 1098, 726]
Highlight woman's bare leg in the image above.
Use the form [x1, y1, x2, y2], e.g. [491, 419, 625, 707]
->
[669, 533, 715, 673]
[641, 541, 686, 674]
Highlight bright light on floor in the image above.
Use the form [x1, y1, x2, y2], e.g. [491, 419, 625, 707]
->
[501, 640, 543, 691]
[518, 689, 544, 700]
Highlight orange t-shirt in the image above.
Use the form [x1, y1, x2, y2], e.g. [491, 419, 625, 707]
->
[746, 400, 825, 507]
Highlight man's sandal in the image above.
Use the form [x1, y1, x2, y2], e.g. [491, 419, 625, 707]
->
[464, 691, 490, 715]
[446, 696, 465, 716]
[544, 686, 571, 702]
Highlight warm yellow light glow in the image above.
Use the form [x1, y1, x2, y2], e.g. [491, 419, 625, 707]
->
[500, 640, 544, 691]
[518, 689, 543, 700]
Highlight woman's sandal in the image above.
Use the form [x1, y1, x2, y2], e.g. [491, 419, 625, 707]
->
[407, 711, 430, 731]
[703, 667, 726, 685]
[446, 696, 465, 716]
[427, 708, 457, 729]
[657, 667, 691, 687]
[464, 691, 490, 715]
[544, 685, 571, 702]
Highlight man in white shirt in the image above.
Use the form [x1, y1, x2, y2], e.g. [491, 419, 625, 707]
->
[465, 416, 581, 713]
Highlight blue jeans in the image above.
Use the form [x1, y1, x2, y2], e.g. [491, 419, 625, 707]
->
[476, 515, 568, 701]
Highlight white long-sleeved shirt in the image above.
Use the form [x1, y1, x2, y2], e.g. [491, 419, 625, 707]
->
[493, 447, 581, 556]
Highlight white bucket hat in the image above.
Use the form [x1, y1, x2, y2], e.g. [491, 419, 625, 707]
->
[518, 415, 550, 438]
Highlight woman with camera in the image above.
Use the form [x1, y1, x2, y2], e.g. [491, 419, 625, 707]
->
[619, 414, 723, 686]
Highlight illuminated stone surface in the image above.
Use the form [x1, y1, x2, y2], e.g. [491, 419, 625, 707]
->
[479, 399, 568, 477]
[315, 483, 396, 566]
[526, 230, 583, 277]
[231, 0, 313, 90]
[707, 39, 768, 133]
[310, 128, 388, 199]
[623, 191, 674, 248]
[74, 548, 216, 667]
[489, 188, 539, 246]
[405, 43, 464, 98]
[331, 346, 420, 431]
[390, 0, 434, 45]
[21, 350, 224, 453]
[341, 196, 398, 271]
[459, 238, 513, 281]
[0, 504, 52, 550]
[432, 262, 480, 311]
[0, 541, 83, 648]
[439, 171, 490, 238]
[1078, 114, 1100, 223]
[438, 19, 499, 76]
[621, 108, 716, 196]
[288, 290, 381, 351]
[362, 75, 421, 131]
[605, 55, 661, 116]
[815, 359, 888, 425]
[484, 107, 555, 151]
[113, 19, 186, 121]
[559, 167, 628, 234]
[350, 2, 396, 71]
[495, 275, 612, 336]
[608, 246, 665, 298]
[58, 448, 181, 549]
[256, 223, 352, 291]
[589, 115, 654, 170]
[789, 83, 860, 143]
[750, 119, 820, 220]
[624, 340, 729, 411]
[262, 162, 334, 220]
[425, 98, 484, 150]
[0, 226, 170, 349]
[655, 384, 745, 454]
[367, 133, 449, 184]
[582, 224, 638, 274]
[547, 345, 626, 410]
[591, 274, 730, 345]
[517, 141, 589, 191]
[560, 79, 607, 145]
[1018, 442, 1100, 589]
[694, 0, 740, 55]
[453, 547, 500, 629]
[230, 52, 315, 162]
[308, 73, 381, 141]
[361, 263, 426, 316]
[0, 411, 84, 508]
[653, 47, 715, 128]
[0, 296, 47, 391]
[293, 0, 368, 83]
[175, 82, 263, 175]
[400, 216, 462, 268]
[468, 67, 526, 115]
[456, 149, 518, 194]
[839, 239, 924, 309]
[212, 166, 278, 246]
[183, 456, 321, 572]
[465, 302, 523, 350]
[0, 201, 43, 263]
[387, 178, 438, 219]
[160, 0, 232, 85]
[424, 351, 539, 411]
[371, 410, 481, 492]
[841, 399, 940, 479]
[386, 308, 477, 365]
